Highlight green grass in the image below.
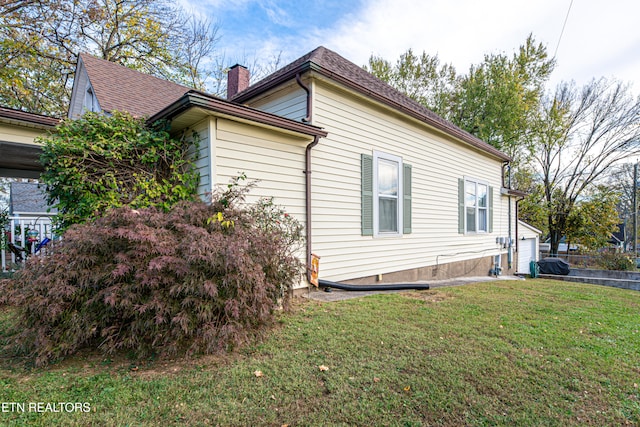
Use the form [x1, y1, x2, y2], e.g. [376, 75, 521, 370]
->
[1, 279, 639, 426]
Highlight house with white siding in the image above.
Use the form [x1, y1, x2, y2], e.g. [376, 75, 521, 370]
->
[1, 107, 60, 271]
[0, 106, 59, 179]
[69, 47, 525, 289]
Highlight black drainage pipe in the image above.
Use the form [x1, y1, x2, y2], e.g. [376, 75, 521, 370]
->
[318, 279, 430, 292]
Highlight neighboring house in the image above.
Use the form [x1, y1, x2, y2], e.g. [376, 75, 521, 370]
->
[9, 182, 56, 217]
[68, 53, 192, 119]
[539, 238, 579, 254]
[539, 225, 625, 254]
[0, 106, 59, 179]
[2, 182, 56, 271]
[517, 221, 541, 275]
[0, 107, 58, 271]
[69, 47, 525, 288]
[608, 223, 625, 251]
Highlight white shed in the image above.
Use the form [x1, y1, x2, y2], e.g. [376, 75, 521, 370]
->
[517, 221, 542, 275]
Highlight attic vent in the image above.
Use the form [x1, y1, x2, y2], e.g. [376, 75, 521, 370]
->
[84, 86, 98, 112]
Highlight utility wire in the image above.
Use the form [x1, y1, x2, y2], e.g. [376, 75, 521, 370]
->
[554, 0, 574, 59]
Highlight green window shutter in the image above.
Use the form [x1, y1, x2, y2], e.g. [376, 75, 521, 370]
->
[488, 185, 494, 233]
[361, 154, 373, 236]
[458, 178, 465, 234]
[403, 163, 412, 234]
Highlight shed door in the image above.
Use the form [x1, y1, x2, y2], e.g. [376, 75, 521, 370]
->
[518, 239, 536, 274]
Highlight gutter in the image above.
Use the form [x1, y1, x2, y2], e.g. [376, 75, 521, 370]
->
[295, 73, 312, 123]
[234, 63, 510, 163]
[147, 90, 327, 139]
[149, 89, 329, 285]
[305, 135, 320, 283]
[501, 162, 528, 269]
[293, 73, 322, 285]
[0, 107, 60, 129]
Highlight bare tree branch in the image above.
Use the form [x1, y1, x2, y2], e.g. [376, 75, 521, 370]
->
[528, 78, 640, 253]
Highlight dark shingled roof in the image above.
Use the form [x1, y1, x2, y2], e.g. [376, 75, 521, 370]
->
[80, 54, 192, 118]
[233, 46, 510, 162]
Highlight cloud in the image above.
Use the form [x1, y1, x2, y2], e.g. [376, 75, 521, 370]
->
[179, 0, 640, 93]
[311, 0, 560, 67]
[261, 0, 291, 27]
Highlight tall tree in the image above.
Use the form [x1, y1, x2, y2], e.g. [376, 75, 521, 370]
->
[564, 186, 621, 252]
[452, 35, 554, 162]
[524, 78, 640, 254]
[606, 162, 640, 251]
[0, 0, 219, 116]
[365, 49, 457, 118]
[366, 36, 640, 253]
[366, 35, 554, 164]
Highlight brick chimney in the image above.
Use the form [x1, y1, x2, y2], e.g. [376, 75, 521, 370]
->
[227, 64, 250, 99]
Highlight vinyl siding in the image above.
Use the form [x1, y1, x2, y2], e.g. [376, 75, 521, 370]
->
[213, 118, 309, 218]
[309, 81, 514, 282]
[0, 123, 45, 145]
[183, 116, 312, 289]
[215, 118, 310, 290]
[68, 64, 91, 119]
[244, 82, 308, 122]
[189, 117, 310, 215]
[187, 119, 212, 199]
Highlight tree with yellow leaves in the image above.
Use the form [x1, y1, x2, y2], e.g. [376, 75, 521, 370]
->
[0, 0, 218, 116]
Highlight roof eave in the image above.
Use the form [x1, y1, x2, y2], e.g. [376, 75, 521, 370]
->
[0, 109, 60, 129]
[502, 188, 528, 198]
[320, 69, 511, 162]
[148, 91, 328, 138]
[234, 60, 511, 163]
[232, 62, 314, 103]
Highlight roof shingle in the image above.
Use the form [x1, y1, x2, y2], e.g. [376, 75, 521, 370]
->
[233, 46, 510, 161]
[9, 182, 56, 214]
[80, 54, 192, 118]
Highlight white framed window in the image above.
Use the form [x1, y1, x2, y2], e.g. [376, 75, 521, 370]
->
[373, 151, 403, 236]
[464, 178, 489, 233]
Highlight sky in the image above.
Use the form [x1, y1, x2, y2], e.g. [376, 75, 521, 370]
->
[180, 0, 640, 93]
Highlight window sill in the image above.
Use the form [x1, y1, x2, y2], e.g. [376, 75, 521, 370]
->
[374, 232, 403, 238]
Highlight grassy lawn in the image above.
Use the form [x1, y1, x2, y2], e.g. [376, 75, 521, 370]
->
[1, 279, 639, 426]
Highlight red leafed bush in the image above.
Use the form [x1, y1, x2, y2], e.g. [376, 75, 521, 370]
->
[0, 179, 303, 366]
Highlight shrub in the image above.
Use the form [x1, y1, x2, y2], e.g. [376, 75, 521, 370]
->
[39, 111, 199, 232]
[0, 179, 303, 366]
[596, 251, 635, 271]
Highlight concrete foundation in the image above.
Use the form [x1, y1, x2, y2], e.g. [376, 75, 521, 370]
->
[294, 253, 515, 296]
[328, 253, 513, 286]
